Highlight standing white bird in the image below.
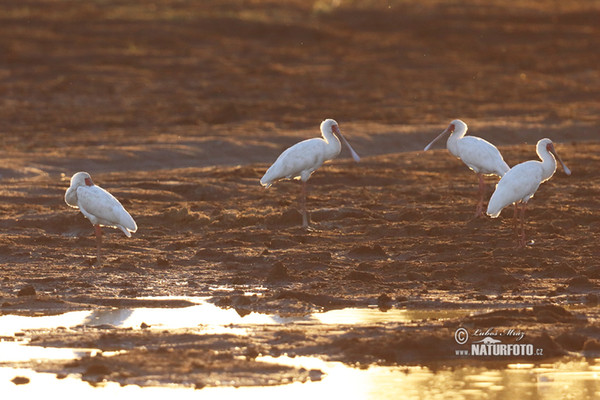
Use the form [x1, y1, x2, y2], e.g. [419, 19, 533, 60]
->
[487, 138, 571, 247]
[424, 119, 510, 217]
[65, 172, 137, 263]
[260, 119, 360, 228]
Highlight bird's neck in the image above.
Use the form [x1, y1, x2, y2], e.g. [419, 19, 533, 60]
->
[446, 127, 466, 155]
[322, 131, 342, 156]
[538, 148, 558, 182]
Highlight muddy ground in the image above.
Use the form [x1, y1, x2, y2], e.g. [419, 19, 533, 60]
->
[1, 0, 600, 390]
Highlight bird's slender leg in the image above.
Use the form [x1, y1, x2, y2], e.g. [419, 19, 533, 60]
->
[299, 181, 309, 228]
[474, 173, 485, 217]
[519, 203, 528, 247]
[94, 224, 103, 265]
[512, 203, 520, 236]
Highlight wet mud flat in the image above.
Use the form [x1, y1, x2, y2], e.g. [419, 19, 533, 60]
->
[2, 296, 600, 390]
[1, 141, 599, 390]
[0, 0, 599, 395]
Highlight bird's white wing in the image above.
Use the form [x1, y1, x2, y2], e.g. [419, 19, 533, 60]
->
[77, 186, 137, 234]
[65, 186, 79, 208]
[487, 161, 543, 217]
[261, 138, 327, 186]
[457, 136, 510, 176]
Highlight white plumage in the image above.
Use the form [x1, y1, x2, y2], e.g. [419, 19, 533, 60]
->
[487, 138, 571, 245]
[261, 119, 360, 227]
[424, 119, 509, 216]
[65, 171, 137, 262]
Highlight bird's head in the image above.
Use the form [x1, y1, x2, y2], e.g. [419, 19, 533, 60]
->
[320, 118, 360, 162]
[539, 138, 571, 176]
[320, 118, 339, 135]
[449, 119, 467, 133]
[70, 171, 94, 188]
[424, 119, 467, 151]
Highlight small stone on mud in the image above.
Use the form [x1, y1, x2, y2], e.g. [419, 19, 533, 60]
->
[232, 295, 252, 306]
[377, 293, 393, 309]
[308, 369, 323, 381]
[11, 376, 30, 385]
[119, 288, 139, 296]
[194, 381, 207, 390]
[214, 296, 232, 307]
[84, 364, 111, 376]
[583, 339, 600, 353]
[17, 285, 36, 297]
[266, 209, 302, 226]
[585, 293, 599, 306]
[267, 262, 291, 282]
[345, 270, 378, 282]
[348, 244, 387, 258]
[556, 332, 587, 351]
[156, 257, 170, 268]
[245, 347, 260, 360]
[568, 275, 592, 288]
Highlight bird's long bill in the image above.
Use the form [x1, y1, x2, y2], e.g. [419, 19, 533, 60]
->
[423, 127, 451, 151]
[550, 146, 572, 176]
[334, 126, 360, 162]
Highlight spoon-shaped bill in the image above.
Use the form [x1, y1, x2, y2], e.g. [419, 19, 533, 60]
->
[334, 126, 360, 162]
[423, 126, 452, 151]
[550, 146, 571, 175]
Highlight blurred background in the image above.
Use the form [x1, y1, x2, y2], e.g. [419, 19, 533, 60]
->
[0, 0, 598, 157]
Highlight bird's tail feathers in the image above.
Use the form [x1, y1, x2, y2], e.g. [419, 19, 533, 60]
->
[117, 224, 135, 237]
[486, 201, 503, 218]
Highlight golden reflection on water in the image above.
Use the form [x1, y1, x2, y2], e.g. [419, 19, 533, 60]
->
[0, 301, 478, 338]
[1, 301, 599, 399]
[314, 307, 476, 325]
[1, 357, 600, 399]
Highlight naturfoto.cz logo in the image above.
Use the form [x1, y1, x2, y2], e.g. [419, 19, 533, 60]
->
[454, 327, 544, 357]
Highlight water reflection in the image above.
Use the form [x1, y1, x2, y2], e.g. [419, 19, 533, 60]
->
[1, 358, 599, 399]
[0, 301, 475, 338]
[2, 301, 599, 398]
[313, 307, 474, 325]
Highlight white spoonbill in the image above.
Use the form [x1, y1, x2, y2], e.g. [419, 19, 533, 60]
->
[424, 119, 510, 217]
[260, 118, 360, 228]
[65, 172, 137, 263]
[487, 138, 571, 247]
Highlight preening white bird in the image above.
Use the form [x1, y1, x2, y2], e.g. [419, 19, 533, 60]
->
[424, 119, 510, 217]
[487, 138, 571, 246]
[65, 172, 137, 263]
[260, 119, 360, 228]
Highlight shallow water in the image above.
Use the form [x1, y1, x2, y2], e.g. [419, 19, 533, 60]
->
[0, 297, 477, 339]
[1, 356, 599, 399]
[1, 298, 598, 398]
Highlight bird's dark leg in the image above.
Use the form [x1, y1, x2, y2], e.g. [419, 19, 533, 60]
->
[519, 203, 527, 247]
[95, 224, 103, 265]
[513, 203, 520, 236]
[300, 181, 309, 228]
[474, 173, 485, 217]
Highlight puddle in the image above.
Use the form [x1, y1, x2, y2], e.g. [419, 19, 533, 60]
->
[1, 357, 599, 399]
[0, 341, 95, 363]
[2, 298, 598, 398]
[313, 307, 474, 325]
[0, 298, 477, 339]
